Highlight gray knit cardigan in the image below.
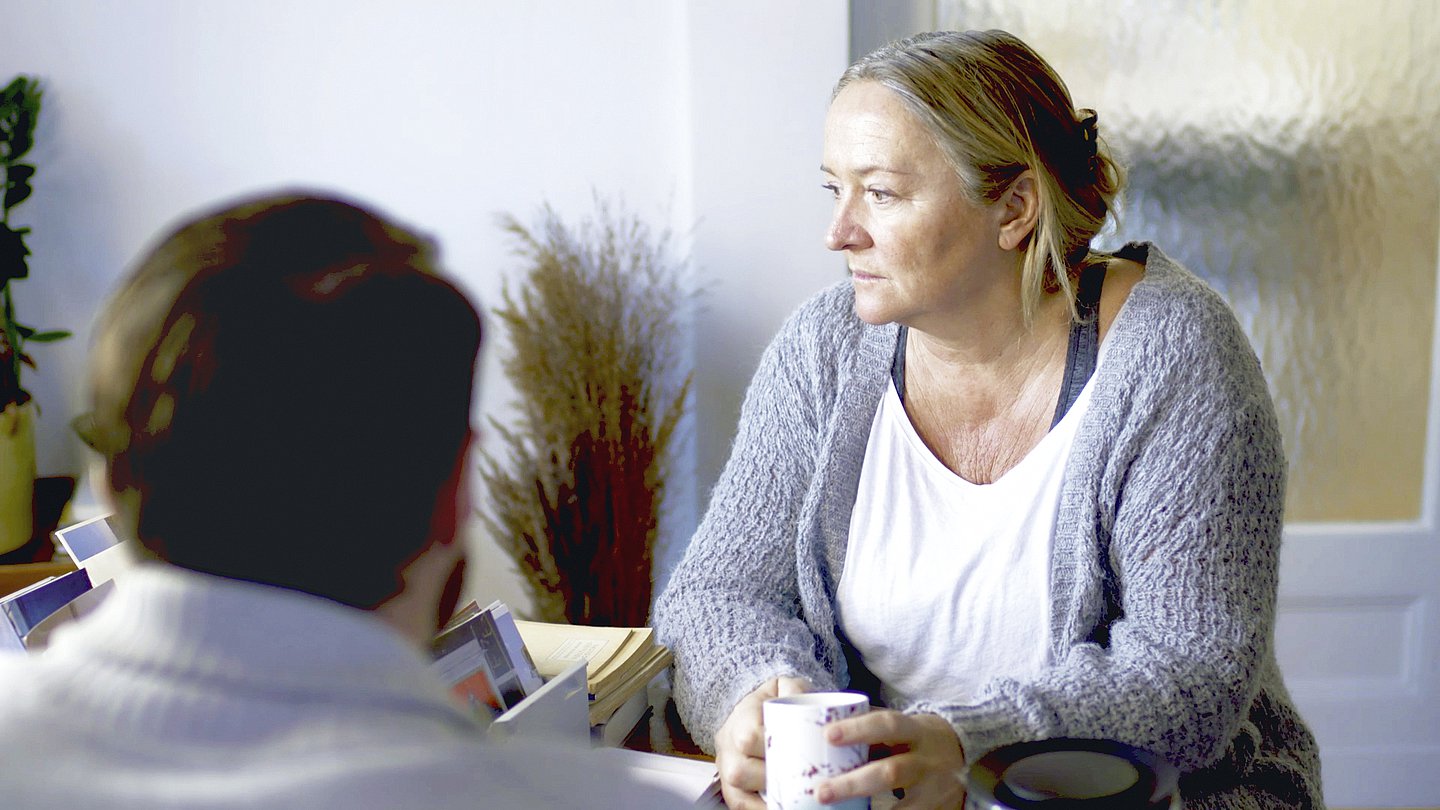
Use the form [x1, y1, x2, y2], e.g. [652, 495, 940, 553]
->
[655, 243, 1324, 808]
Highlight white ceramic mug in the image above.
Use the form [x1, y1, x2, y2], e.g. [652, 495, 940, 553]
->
[763, 691, 870, 810]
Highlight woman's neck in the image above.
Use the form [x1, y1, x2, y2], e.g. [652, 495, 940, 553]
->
[904, 285, 1070, 377]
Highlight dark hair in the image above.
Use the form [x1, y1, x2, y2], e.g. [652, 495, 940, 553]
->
[837, 30, 1124, 323]
[88, 192, 482, 608]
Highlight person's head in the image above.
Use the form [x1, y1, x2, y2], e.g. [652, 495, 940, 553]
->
[832, 29, 1124, 323]
[84, 191, 482, 610]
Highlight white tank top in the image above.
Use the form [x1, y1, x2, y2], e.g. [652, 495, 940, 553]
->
[836, 360, 1101, 708]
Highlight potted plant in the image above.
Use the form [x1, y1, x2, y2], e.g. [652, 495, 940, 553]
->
[480, 197, 692, 627]
[1, 75, 69, 556]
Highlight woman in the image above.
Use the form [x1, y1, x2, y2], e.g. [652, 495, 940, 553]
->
[656, 30, 1322, 810]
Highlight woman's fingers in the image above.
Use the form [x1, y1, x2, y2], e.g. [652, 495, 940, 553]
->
[891, 788, 965, 809]
[817, 755, 913, 804]
[719, 780, 769, 810]
[730, 706, 768, 760]
[715, 677, 815, 806]
[716, 740, 766, 793]
[776, 676, 811, 698]
[823, 705, 912, 749]
[815, 711, 966, 808]
[819, 757, 964, 809]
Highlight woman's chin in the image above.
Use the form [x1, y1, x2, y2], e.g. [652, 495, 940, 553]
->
[851, 299, 896, 326]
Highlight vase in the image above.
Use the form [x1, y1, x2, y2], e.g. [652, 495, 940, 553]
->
[0, 401, 36, 555]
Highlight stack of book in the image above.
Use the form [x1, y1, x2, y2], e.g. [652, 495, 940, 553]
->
[429, 602, 672, 746]
[515, 620, 674, 729]
[0, 514, 134, 653]
[0, 568, 94, 652]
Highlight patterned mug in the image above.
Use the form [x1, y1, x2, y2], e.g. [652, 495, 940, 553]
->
[763, 692, 871, 810]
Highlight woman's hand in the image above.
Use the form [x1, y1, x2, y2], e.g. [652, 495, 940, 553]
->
[714, 676, 811, 810]
[817, 710, 965, 809]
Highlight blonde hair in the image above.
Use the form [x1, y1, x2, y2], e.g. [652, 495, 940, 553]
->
[836, 30, 1124, 323]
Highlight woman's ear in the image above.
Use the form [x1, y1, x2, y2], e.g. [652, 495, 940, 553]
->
[997, 171, 1039, 251]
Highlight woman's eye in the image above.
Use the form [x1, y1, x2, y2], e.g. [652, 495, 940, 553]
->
[821, 183, 840, 199]
[866, 187, 893, 203]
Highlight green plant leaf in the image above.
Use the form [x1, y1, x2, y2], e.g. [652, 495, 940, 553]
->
[0, 223, 30, 282]
[7, 124, 32, 163]
[4, 180, 31, 209]
[0, 76, 39, 164]
[0, 75, 50, 410]
[4, 163, 34, 209]
[21, 82, 41, 119]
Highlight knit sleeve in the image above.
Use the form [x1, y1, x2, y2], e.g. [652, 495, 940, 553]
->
[912, 275, 1288, 776]
[654, 288, 852, 752]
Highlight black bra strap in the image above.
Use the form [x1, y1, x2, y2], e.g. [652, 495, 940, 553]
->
[890, 261, 1108, 427]
[1050, 261, 1106, 428]
[890, 323, 908, 399]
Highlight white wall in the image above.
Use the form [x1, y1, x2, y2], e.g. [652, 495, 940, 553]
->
[0, 1, 849, 615]
[680, 1, 850, 574]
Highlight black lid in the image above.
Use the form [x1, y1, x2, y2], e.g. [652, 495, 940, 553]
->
[966, 738, 1180, 810]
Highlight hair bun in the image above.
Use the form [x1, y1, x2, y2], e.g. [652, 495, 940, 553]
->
[1076, 109, 1099, 159]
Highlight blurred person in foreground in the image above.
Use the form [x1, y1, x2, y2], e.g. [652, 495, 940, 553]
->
[657, 30, 1322, 809]
[0, 192, 688, 809]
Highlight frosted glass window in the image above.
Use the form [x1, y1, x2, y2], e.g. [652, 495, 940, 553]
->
[908, 0, 1440, 522]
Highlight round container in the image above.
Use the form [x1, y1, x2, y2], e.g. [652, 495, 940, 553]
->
[965, 738, 1181, 810]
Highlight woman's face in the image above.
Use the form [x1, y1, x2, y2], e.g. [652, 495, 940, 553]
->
[822, 81, 1009, 330]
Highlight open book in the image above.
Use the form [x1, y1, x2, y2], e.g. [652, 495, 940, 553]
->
[431, 600, 545, 718]
[514, 620, 673, 726]
[0, 568, 93, 652]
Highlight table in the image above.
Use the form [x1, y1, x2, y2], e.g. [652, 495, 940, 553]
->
[619, 692, 902, 809]
[620, 693, 709, 759]
[614, 694, 723, 807]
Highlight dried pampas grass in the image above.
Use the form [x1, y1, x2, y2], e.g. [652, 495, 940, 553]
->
[480, 198, 692, 627]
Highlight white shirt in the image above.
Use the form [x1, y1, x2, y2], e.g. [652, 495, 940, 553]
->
[838, 361, 1100, 708]
[0, 563, 687, 809]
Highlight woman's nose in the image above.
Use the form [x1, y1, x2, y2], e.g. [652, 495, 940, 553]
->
[826, 201, 869, 252]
